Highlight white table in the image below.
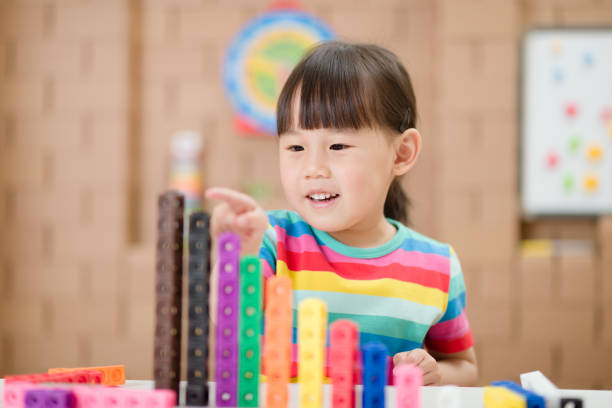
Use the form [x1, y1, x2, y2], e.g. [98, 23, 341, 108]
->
[2, 379, 612, 407]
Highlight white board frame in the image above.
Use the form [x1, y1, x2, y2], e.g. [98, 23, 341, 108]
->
[520, 27, 612, 216]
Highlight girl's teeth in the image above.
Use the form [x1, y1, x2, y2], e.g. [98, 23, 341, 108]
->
[310, 193, 337, 201]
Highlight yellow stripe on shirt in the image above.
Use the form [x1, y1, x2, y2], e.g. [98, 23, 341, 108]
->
[276, 260, 447, 309]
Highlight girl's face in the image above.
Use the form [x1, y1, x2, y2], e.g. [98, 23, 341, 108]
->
[278, 124, 397, 237]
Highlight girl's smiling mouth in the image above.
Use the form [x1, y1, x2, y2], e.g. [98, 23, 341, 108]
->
[306, 191, 340, 207]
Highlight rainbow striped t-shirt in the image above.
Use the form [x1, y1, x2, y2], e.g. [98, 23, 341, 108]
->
[258, 210, 474, 376]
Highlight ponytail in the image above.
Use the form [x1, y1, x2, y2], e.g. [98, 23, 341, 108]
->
[384, 177, 411, 225]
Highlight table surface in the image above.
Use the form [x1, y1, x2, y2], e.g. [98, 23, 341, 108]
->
[2, 379, 612, 407]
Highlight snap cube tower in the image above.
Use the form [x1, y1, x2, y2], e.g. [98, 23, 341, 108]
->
[362, 342, 388, 408]
[215, 232, 240, 406]
[395, 364, 422, 408]
[238, 255, 263, 406]
[263, 276, 293, 408]
[298, 298, 327, 408]
[153, 191, 184, 395]
[186, 211, 211, 406]
[329, 320, 358, 408]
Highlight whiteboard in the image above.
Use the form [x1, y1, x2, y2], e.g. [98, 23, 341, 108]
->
[521, 28, 612, 216]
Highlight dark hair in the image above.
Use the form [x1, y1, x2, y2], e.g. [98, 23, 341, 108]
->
[276, 41, 417, 224]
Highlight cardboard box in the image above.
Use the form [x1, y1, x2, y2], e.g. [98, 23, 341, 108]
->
[178, 6, 251, 44]
[558, 5, 612, 25]
[90, 335, 153, 380]
[0, 79, 45, 116]
[87, 42, 127, 81]
[53, 79, 128, 114]
[436, 189, 518, 264]
[0, 4, 48, 39]
[126, 299, 155, 340]
[521, 0, 556, 25]
[51, 297, 120, 336]
[5, 115, 82, 152]
[10, 333, 81, 375]
[0, 331, 14, 376]
[438, 0, 518, 39]
[13, 42, 80, 79]
[469, 260, 515, 307]
[329, 8, 398, 44]
[518, 255, 555, 305]
[518, 303, 595, 344]
[37, 261, 81, 299]
[560, 343, 612, 385]
[0, 224, 47, 262]
[437, 114, 517, 191]
[556, 254, 596, 306]
[0, 299, 46, 335]
[125, 245, 156, 301]
[54, 2, 127, 40]
[178, 80, 226, 116]
[598, 216, 612, 271]
[82, 257, 125, 300]
[142, 44, 216, 82]
[477, 340, 554, 386]
[468, 302, 514, 342]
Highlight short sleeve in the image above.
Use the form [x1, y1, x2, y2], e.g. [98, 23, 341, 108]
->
[424, 247, 474, 354]
[258, 220, 277, 278]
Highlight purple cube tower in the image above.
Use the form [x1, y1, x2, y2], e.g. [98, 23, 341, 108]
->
[215, 232, 240, 406]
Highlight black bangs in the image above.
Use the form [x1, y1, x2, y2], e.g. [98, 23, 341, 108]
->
[277, 42, 378, 135]
[276, 41, 417, 136]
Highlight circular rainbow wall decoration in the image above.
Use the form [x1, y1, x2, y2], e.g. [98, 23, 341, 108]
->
[223, 5, 334, 135]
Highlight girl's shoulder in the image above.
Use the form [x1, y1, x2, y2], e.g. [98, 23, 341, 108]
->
[264, 209, 313, 234]
[265, 209, 306, 226]
[392, 220, 455, 259]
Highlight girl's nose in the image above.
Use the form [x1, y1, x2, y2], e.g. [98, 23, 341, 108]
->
[304, 151, 331, 179]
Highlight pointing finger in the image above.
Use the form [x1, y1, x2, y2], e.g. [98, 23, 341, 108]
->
[205, 187, 258, 213]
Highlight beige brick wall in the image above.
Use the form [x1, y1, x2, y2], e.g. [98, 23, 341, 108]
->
[1, 0, 611, 389]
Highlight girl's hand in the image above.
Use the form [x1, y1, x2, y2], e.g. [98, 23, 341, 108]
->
[393, 348, 441, 385]
[205, 187, 268, 256]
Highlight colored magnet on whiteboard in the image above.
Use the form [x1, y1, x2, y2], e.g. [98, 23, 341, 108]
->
[601, 107, 612, 122]
[583, 174, 599, 192]
[546, 152, 559, 169]
[586, 144, 603, 162]
[563, 174, 574, 193]
[582, 51, 594, 66]
[551, 39, 563, 56]
[568, 135, 580, 153]
[564, 102, 579, 118]
[552, 67, 564, 83]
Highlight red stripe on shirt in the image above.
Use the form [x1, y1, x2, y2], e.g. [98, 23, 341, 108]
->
[280, 243, 450, 292]
[425, 331, 474, 354]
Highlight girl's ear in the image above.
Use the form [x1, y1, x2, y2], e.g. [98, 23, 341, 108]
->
[392, 128, 421, 176]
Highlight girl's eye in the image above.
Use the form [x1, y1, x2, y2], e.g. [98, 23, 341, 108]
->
[330, 144, 349, 150]
[287, 145, 304, 152]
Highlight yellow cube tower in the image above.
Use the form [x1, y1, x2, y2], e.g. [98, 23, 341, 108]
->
[298, 298, 327, 408]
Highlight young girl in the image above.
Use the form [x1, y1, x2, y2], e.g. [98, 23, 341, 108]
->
[207, 41, 478, 386]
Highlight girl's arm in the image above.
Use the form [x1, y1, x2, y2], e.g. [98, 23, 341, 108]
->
[429, 347, 478, 386]
[393, 346, 478, 386]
